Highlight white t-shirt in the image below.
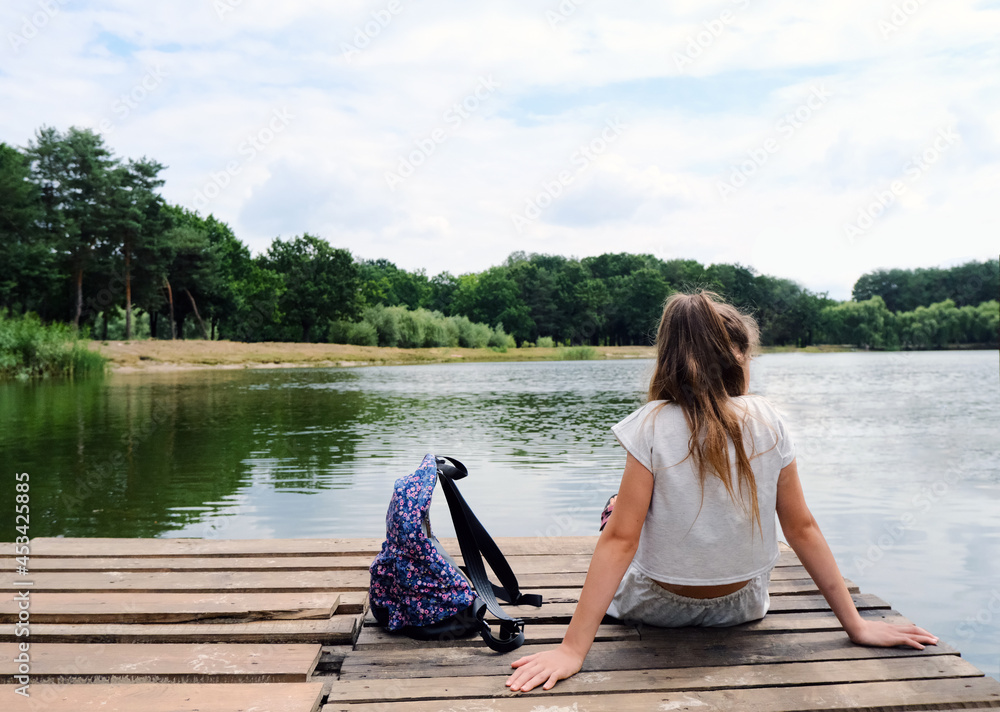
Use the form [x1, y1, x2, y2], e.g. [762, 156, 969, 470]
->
[611, 394, 795, 585]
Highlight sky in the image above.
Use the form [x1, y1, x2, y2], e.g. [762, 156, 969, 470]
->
[2, 0, 998, 300]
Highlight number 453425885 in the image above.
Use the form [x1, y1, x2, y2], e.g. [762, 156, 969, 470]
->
[15, 472, 29, 537]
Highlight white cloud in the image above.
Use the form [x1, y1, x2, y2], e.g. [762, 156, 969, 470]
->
[2, 0, 998, 299]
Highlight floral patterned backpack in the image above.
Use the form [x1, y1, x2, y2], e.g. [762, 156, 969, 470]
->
[368, 454, 542, 652]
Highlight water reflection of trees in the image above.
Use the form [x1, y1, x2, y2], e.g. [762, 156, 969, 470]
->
[0, 369, 368, 538]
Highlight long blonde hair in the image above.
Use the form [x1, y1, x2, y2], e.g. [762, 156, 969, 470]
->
[648, 291, 762, 533]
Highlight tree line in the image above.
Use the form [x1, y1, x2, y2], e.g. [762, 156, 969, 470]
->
[1, 126, 997, 350]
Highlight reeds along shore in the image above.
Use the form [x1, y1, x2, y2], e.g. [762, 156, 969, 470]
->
[0, 311, 106, 380]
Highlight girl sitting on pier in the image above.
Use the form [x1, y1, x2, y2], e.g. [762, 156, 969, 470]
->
[506, 291, 937, 692]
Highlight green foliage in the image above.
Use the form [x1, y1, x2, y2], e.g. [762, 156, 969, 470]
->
[487, 323, 516, 349]
[895, 299, 998, 349]
[819, 296, 896, 349]
[821, 297, 998, 349]
[558, 346, 598, 360]
[261, 234, 360, 342]
[451, 315, 492, 348]
[852, 260, 999, 311]
[100, 306, 152, 340]
[329, 319, 378, 346]
[0, 143, 57, 317]
[0, 311, 107, 379]
[358, 259, 431, 309]
[4, 124, 995, 353]
[328, 306, 511, 349]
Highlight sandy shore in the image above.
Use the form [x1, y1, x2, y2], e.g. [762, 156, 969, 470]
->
[89, 340, 855, 374]
[90, 340, 658, 373]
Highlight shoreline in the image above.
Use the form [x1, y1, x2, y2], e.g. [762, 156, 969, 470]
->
[89, 340, 859, 374]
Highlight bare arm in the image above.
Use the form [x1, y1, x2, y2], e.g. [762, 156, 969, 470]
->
[505, 453, 653, 692]
[775, 458, 937, 649]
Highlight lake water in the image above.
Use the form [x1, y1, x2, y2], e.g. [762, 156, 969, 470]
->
[2, 351, 998, 678]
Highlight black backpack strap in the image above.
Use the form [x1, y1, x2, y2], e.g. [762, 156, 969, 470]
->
[435, 457, 536, 653]
[437, 457, 542, 608]
[461, 575, 542, 608]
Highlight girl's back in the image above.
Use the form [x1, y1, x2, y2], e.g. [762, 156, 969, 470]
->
[614, 394, 794, 585]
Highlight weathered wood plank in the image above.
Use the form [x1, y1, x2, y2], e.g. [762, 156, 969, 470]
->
[0, 592, 339, 624]
[0, 551, 803, 573]
[0, 569, 847, 594]
[356, 592, 887, 627]
[356, 609, 912, 650]
[355, 623, 642, 650]
[0, 643, 321, 683]
[324, 677, 1000, 711]
[21, 536, 608, 558]
[0, 556, 379, 572]
[0, 616, 360, 645]
[2, 682, 325, 712]
[326, 655, 986, 703]
[339, 630, 959, 679]
[0, 570, 370, 593]
[23, 537, 386, 557]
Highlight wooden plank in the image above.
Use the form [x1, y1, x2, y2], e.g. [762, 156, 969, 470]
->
[766, 593, 890, 613]
[353, 609, 910, 650]
[0, 592, 340, 623]
[324, 677, 1000, 711]
[21, 536, 607, 558]
[0, 616, 360, 645]
[0, 549, 803, 572]
[326, 655, 986, 703]
[470, 579, 858, 613]
[2, 682, 325, 712]
[0, 556, 379, 572]
[19, 537, 799, 560]
[23, 537, 386, 557]
[0, 643, 321, 683]
[0, 570, 370, 593]
[339, 630, 959, 679]
[355, 623, 642, 650]
[0, 570, 847, 595]
[359, 592, 887, 625]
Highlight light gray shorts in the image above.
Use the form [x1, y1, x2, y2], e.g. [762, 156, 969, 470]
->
[606, 564, 771, 627]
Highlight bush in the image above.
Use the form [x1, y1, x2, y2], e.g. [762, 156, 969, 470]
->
[451, 316, 491, 348]
[396, 308, 426, 348]
[347, 321, 378, 346]
[363, 304, 401, 347]
[488, 323, 516, 349]
[328, 320, 351, 344]
[329, 320, 379, 346]
[0, 311, 107, 380]
[536, 336, 555, 348]
[558, 345, 598, 360]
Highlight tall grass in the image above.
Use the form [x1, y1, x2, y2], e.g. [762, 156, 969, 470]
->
[0, 311, 107, 380]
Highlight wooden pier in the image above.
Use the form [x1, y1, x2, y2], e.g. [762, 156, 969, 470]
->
[3, 536, 999, 710]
